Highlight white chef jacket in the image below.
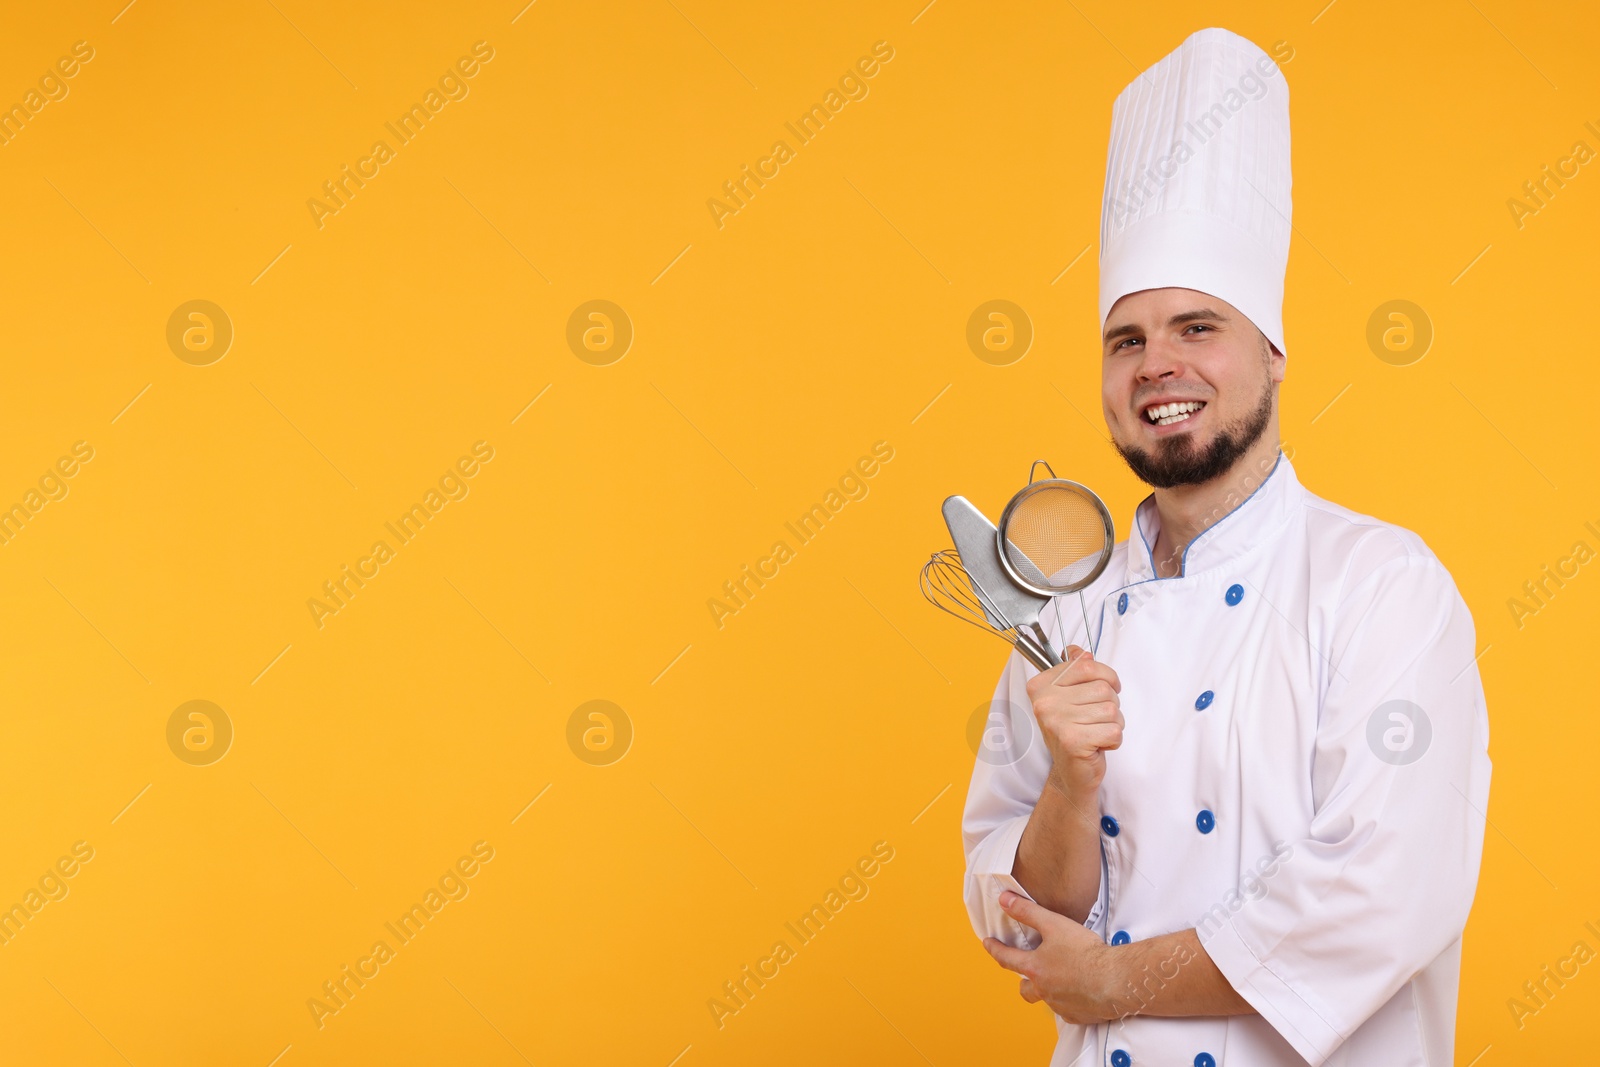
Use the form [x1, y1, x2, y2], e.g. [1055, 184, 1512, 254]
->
[962, 452, 1491, 1067]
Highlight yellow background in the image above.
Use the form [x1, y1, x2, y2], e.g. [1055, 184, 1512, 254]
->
[0, 0, 1593, 1062]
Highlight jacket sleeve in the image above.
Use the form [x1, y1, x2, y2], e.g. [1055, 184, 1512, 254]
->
[1198, 554, 1492, 1065]
[961, 611, 1107, 948]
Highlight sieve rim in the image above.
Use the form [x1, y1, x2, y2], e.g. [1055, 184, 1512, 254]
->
[994, 477, 1115, 597]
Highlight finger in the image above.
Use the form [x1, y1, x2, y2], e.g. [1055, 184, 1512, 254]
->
[982, 936, 1033, 974]
[1077, 721, 1125, 752]
[1073, 700, 1123, 725]
[1051, 653, 1119, 692]
[1026, 658, 1074, 698]
[1019, 977, 1042, 1004]
[1036, 698, 1122, 734]
[998, 891, 1054, 933]
[1075, 659, 1122, 690]
[1048, 720, 1123, 760]
[1059, 680, 1120, 709]
[1052, 646, 1092, 684]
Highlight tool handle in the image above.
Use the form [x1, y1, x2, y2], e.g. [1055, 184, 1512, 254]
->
[1013, 628, 1062, 672]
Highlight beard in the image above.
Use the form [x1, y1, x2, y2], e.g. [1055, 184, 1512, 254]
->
[1114, 377, 1274, 489]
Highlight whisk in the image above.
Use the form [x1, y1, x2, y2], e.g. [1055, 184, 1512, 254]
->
[920, 548, 1061, 671]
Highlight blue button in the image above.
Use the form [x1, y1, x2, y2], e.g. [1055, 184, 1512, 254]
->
[1117, 592, 1128, 615]
[1101, 815, 1120, 837]
[1194, 690, 1214, 711]
[1225, 583, 1244, 605]
[1111, 930, 1130, 945]
[1195, 1055, 1216, 1067]
[1196, 809, 1215, 834]
[1112, 1052, 1131, 1067]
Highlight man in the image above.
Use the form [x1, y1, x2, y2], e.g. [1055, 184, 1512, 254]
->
[961, 28, 1491, 1067]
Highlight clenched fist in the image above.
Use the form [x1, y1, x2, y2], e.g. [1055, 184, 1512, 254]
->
[1024, 645, 1124, 799]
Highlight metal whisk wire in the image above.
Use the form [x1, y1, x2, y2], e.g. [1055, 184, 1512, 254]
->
[919, 549, 1058, 671]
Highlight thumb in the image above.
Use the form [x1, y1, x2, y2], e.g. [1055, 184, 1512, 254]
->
[999, 890, 1061, 933]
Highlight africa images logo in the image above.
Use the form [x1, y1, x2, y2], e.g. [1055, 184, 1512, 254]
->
[705, 41, 896, 230]
[1104, 39, 1293, 228]
[707, 441, 894, 629]
[306, 441, 495, 629]
[306, 841, 495, 1029]
[306, 41, 496, 230]
[706, 841, 894, 1030]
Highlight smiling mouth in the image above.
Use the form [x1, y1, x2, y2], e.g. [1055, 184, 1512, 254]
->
[1143, 400, 1206, 427]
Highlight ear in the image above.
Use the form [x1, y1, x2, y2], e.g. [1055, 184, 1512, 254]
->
[1265, 335, 1286, 383]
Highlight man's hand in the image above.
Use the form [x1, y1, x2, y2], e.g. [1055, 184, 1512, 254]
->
[986, 892, 1259, 1022]
[1024, 644, 1124, 799]
[983, 890, 1115, 1024]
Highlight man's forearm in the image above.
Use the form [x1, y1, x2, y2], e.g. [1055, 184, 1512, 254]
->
[1100, 929, 1255, 1019]
[1011, 777, 1102, 922]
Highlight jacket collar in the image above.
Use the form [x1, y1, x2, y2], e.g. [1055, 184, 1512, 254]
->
[1123, 449, 1301, 582]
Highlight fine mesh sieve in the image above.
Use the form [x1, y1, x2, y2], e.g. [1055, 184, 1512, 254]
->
[997, 464, 1115, 597]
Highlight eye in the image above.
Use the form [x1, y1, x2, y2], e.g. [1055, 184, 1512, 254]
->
[1185, 324, 1213, 335]
[1114, 337, 1142, 351]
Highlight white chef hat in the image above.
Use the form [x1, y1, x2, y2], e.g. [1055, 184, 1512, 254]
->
[1098, 27, 1292, 357]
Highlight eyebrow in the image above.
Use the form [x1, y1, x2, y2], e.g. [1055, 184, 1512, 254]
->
[1104, 307, 1231, 344]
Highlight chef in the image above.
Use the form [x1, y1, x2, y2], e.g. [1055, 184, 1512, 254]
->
[961, 27, 1491, 1067]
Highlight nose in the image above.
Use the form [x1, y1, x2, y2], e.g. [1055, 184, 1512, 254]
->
[1135, 335, 1185, 383]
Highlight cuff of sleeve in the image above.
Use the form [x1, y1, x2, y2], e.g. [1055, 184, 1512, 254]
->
[1200, 920, 1345, 1067]
[968, 812, 1030, 877]
[964, 815, 1107, 947]
[964, 815, 1041, 949]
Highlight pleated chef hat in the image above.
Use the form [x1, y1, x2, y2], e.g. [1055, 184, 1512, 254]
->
[1099, 27, 1291, 358]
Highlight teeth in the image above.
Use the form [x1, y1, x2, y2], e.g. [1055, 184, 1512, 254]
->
[1144, 401, 1203, 424]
